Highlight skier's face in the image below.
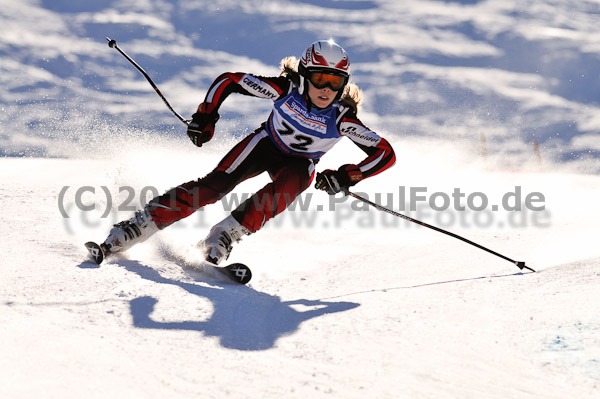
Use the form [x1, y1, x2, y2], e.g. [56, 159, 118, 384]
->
[307, 80, 337, 109]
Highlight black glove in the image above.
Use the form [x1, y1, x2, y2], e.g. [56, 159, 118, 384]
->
[187, 102, 220, 147]
[315, 164, 363, 195]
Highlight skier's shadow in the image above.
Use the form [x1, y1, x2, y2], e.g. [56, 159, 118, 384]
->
[117, 260, 359, 351]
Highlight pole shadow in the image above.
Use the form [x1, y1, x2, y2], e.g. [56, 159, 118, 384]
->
[319, 271, 531, 300]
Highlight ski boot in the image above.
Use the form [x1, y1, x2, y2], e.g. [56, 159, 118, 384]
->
[202, 214, 250, 265]
[103, 207, 160, 255]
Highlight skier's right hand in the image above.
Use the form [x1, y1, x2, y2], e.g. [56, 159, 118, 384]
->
[187, 102, 220, 147]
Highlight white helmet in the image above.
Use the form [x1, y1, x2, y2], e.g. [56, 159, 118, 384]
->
[298, 40, 350, 99]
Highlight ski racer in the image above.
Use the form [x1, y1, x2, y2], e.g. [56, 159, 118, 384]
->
[97, 39, 396, 265]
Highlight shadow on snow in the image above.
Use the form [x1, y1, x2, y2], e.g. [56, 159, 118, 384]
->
[79, 259, 359, 351]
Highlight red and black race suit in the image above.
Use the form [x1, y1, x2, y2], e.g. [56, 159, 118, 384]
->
[149, 72, 395, 233]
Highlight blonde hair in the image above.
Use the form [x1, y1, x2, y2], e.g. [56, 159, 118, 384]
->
[279, 56, 363, 114]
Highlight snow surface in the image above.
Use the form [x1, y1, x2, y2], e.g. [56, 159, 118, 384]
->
[1, 0, 600, 398]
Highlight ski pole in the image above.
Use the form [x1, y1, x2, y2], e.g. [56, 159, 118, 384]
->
[347, 191, 534, 273]
[105, 37, 189, 126]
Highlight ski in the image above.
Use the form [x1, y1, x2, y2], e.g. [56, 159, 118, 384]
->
[85, 241, 105, 264]
[214, 263, 253, 285]
[83, 242, 252, 284]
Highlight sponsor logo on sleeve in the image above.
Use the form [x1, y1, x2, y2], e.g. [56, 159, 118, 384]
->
[340, 124, 380, 144]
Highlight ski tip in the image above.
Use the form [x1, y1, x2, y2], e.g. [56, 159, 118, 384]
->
[85, 241, 105, 265]
[225, 263, 252, 285]
[516, 261, 535, 273]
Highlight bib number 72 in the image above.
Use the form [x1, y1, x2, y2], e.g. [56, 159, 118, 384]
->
[277, 121, 314, 151]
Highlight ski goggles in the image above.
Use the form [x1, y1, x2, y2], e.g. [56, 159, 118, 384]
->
[307, 71, 347, 91]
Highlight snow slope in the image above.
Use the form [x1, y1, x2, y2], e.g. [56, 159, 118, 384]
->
[1, 138, 600, 398]
[2, 0, 600, 169]
[1, 0, 600, 398]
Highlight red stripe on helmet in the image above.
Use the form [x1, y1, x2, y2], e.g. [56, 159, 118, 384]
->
[310, 44, 329, 67]
[335, 57, 349, 71]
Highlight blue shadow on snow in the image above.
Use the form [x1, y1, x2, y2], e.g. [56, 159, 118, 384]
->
[115, 260, 359, 351]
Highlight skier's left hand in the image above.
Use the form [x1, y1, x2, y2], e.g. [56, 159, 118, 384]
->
[315, 164, 363, 195]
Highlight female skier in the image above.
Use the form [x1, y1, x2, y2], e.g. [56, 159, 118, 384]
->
[97, 39, 396, 265]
